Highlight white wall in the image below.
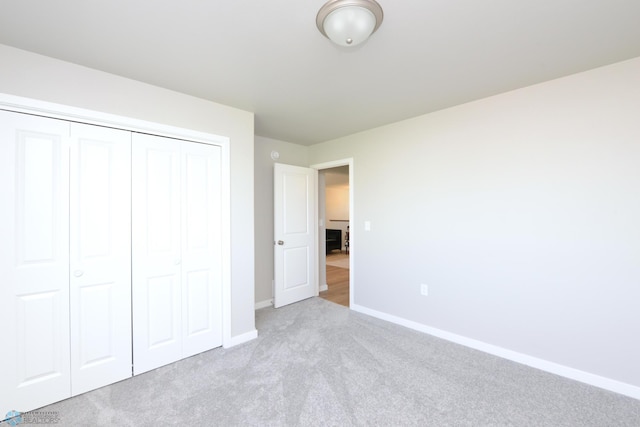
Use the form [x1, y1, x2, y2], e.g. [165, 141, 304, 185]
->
[0, 44, 256, 339]
[309, 57, 640, 394]
[254, 135, 309, 306]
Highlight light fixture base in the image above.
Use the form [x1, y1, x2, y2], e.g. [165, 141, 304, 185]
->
[316, 0, 384, 47]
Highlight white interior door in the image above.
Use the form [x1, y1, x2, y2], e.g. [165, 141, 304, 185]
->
[132, 133, 182, 375]
[0, 111, 71, 414]
[69, 123, 132, 395]
[274, 163, 318, 308]
[181, 142, 223, 357]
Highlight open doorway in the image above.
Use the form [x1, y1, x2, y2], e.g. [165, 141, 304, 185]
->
[317, 164, 351, 307]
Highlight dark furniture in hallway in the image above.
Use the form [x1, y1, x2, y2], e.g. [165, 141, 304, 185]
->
[344, 226, 349, 254]
[326, 229, 342, 253]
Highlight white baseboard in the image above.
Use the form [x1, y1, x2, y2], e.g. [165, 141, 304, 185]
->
[255, 299, 273, 310]
[224, 329, 258, 349]
[319, 283, 328, 292]
[351, 304, 640, 401]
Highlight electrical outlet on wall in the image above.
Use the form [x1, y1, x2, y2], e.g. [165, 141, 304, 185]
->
[420, 284, 429, 296]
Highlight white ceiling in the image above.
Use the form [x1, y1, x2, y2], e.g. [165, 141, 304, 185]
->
[1, 1, 640, 146]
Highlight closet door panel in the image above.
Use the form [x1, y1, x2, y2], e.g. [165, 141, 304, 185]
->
[181, 143, 223, 357]
[132, 133, 182, 375]
[69, 123, 132, 395]
[0, 111, 71, 415]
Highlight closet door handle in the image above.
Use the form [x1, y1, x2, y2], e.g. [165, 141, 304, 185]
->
[174, 259, 182, 265]
[73, 270, 84, 278]
[277, 240, 284, 245]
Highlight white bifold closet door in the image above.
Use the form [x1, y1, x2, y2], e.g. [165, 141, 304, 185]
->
[0, 111, 132, 415]
[0, 111, 71, 414]
[69, 123, 132, 396]
[132, 133, 222, 375]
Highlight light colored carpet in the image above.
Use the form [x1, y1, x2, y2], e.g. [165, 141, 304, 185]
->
[33, 297, 640, 426]
[326, 253, 349, 269]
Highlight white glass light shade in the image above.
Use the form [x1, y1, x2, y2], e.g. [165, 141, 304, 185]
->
[323, 6, 376, 47]
[316, 0, 384, 47]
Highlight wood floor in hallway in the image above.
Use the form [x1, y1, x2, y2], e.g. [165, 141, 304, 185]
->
[320, 253, 349, 307]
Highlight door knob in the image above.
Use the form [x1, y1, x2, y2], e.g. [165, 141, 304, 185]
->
[73, 270, 84, 277]
[277, 240, 284, 245]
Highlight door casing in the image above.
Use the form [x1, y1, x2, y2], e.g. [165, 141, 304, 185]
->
[311, 158, 354, 308]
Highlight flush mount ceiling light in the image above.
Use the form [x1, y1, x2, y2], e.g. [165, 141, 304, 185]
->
[316, 0, 384, 47]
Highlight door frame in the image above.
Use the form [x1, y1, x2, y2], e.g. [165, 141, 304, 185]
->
[311, 158, 354, 308]
[0, 93, 233, 348]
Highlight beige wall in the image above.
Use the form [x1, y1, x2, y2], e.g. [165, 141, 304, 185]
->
[325, 185, 349, 247]
[0, 44, 256, 339]
[309, 57, 640, 393]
